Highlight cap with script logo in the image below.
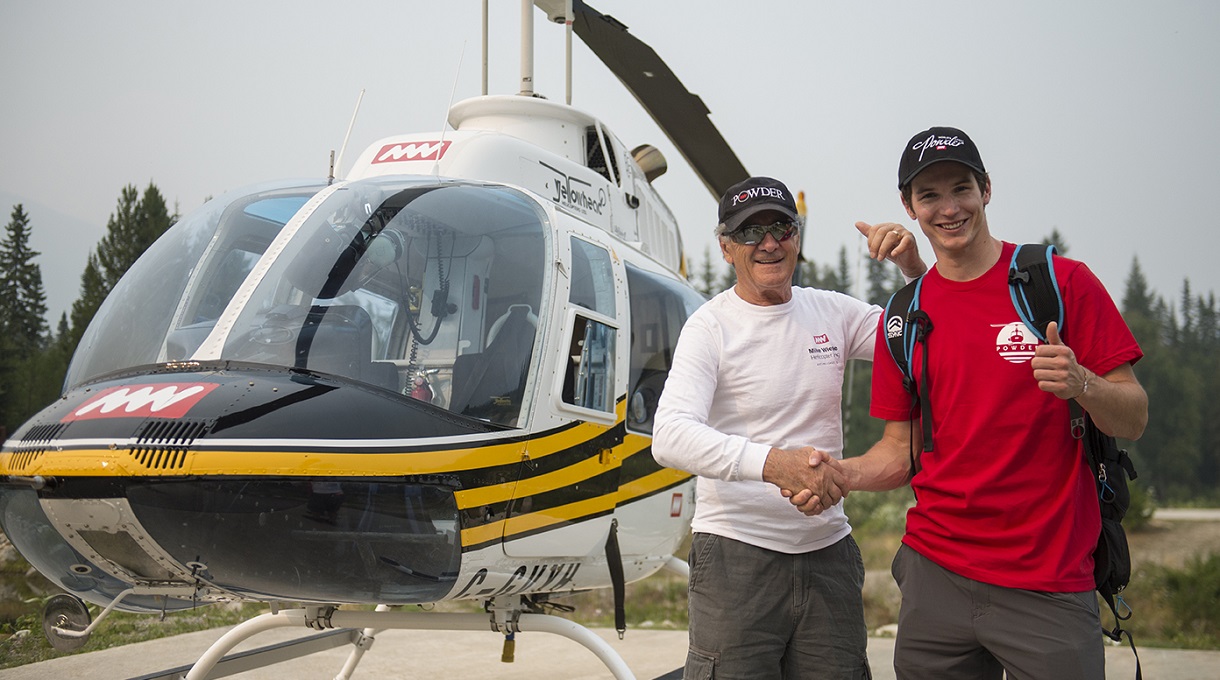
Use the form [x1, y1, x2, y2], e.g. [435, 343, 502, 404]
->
[898, 126, 987, 189]
[717, 176, 800, 235]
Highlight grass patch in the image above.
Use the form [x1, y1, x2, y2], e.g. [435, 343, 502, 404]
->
[0, 600, 267, 670]
[1117, 551, 1220, 649]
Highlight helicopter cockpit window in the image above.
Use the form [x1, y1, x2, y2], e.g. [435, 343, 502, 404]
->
[211, 179, 548, 427]
[568, 237, 616, 317]
[165, 192, 318, 359]
[584, 125, 617, 185]
[64, 180, 329, 390]
[562, 315, 616, 414]
[602, 126, 621, 187]
[624, 264, 707, 434]
[561, 237, 618, 415]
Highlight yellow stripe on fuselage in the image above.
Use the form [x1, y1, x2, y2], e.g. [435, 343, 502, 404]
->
[2, 405, 693, 550]
[0, 438, 531, 478]
[459, 434, 691, 547]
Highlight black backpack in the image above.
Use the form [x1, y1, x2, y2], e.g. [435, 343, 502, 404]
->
[883, 244, 1141, 675]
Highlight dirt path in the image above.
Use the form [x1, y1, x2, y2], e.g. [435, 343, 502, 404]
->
[1129, 515, 1220, 569]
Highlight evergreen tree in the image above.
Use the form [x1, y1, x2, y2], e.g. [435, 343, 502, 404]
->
[54, 313, 71, 357]
[0, 204, 53, 432]
[0, 204, 50, 353]
[1138, 340, 1203, 499]
[697, 246, 719, 297]
[814, 246, 852, 294]
[29, 314, 74, 414]
[1190, 290, 1220, 493]
[800, 260, 820, 289]
[865, 257, 891, 306]
[68, 254, 108, 352]
[1043, 228, 1069, 255]
[1179, 280, 1196, 347]
[1122, 258, 1154, 319]
[1193, 292, 1220, 495]
[140, 183, 174, 253]
[1198, 293, 1218, 347]
[1115, 256, 1220, 502]
[67, 182, 176, 352]
[717, 262, 737, 293]
[836, 246, 852, 296]
[94, 185, 143, 290]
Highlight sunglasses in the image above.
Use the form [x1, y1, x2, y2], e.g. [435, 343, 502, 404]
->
[727, 221, 798, 245]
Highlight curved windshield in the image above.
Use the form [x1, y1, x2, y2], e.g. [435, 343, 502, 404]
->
[65, 180, 329, 389]
[201, 178, 549, 427]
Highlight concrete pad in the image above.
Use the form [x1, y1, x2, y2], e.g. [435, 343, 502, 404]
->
[1, 626, 1216, 679]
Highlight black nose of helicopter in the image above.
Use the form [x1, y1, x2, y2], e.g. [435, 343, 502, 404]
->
[0, 363, 512, 609]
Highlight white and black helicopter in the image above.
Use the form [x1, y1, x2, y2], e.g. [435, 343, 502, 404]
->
[0, 1, 754, 677]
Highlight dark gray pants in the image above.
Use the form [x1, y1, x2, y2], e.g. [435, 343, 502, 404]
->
[891, 543, 1104, 680]
[684, 532, 870, 679]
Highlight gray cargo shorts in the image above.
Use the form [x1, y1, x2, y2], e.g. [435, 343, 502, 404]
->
[683, 532, 870, 679]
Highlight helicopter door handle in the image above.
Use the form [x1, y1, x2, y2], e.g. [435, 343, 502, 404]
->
[624, 194, 640, 209]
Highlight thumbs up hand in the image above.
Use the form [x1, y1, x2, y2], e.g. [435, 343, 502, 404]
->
[1031, 321, 1089, 400]
[1046, 321, 1065, 347]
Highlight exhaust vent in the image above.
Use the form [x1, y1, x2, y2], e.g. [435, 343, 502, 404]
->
[128, 419, 210, 471]
[8, 449, 43, 471]
[23, 422, 67, 444]
[5, 423, 65, 470]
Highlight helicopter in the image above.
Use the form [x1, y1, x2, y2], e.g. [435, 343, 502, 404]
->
[0, 1, 752, 677]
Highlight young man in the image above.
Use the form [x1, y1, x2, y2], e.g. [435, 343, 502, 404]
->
[795, 127, 1148, 679]
[653, 176, 925, 679]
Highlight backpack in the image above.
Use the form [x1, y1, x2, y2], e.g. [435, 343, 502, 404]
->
[883, 244, 1142, 675]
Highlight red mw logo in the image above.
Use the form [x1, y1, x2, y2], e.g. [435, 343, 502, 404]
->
[372, 141, 451, 163]
[63, 383, 219, 421]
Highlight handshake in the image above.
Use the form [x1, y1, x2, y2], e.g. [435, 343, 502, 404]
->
[763, 446, 851, 516]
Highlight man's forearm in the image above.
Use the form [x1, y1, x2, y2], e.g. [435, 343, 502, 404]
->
[1077, 364, 1148, 440]
[842, 422, 913, 492]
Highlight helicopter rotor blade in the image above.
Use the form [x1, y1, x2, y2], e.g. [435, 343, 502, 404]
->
[570, 0, 749, 199]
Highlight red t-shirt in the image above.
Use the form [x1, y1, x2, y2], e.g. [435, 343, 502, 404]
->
[871, 242, 1143, 591]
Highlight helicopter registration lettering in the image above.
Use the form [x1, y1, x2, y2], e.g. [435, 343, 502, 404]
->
[452, 562, 581, 599]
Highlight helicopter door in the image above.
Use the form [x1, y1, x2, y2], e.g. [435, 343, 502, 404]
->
[504, 233, 625, 558]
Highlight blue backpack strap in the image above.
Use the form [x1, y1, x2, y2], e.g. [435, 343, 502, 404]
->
[884, 279, 920, 392]
[884, 277, 935, 453]
[1007, 243, 1085, 439]
[1008, 243, 1063, 343]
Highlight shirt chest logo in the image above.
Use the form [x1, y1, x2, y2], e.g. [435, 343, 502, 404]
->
[993, 322, 1040, 364]
[806, 333, 840, 365]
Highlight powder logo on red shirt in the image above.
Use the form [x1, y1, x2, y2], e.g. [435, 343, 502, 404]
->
[994, 322, 1040, 363]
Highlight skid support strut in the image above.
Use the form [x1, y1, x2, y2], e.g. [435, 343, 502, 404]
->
[183, 601, 636, 680]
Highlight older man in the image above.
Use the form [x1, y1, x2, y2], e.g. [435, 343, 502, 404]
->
[653, 176, 924, 679]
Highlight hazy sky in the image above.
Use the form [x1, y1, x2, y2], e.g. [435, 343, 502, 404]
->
[2, 0, 1218, 325]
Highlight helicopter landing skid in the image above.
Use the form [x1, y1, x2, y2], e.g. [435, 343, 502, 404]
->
[171, 598, 637, 680]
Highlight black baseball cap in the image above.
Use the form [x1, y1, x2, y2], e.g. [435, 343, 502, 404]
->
[898, 126, 987, 189]
[717, 176, 800, 235]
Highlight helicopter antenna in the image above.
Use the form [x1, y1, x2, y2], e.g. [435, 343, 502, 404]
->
[519, 0, 534, 95]
[564, 0, 573, 104]
[481, 0, 489, 95]
[435, 42, 467, 177]
[333, 88, 366, 182]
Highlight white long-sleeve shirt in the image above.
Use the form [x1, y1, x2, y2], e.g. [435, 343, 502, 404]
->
[653, 286, 880, 554]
